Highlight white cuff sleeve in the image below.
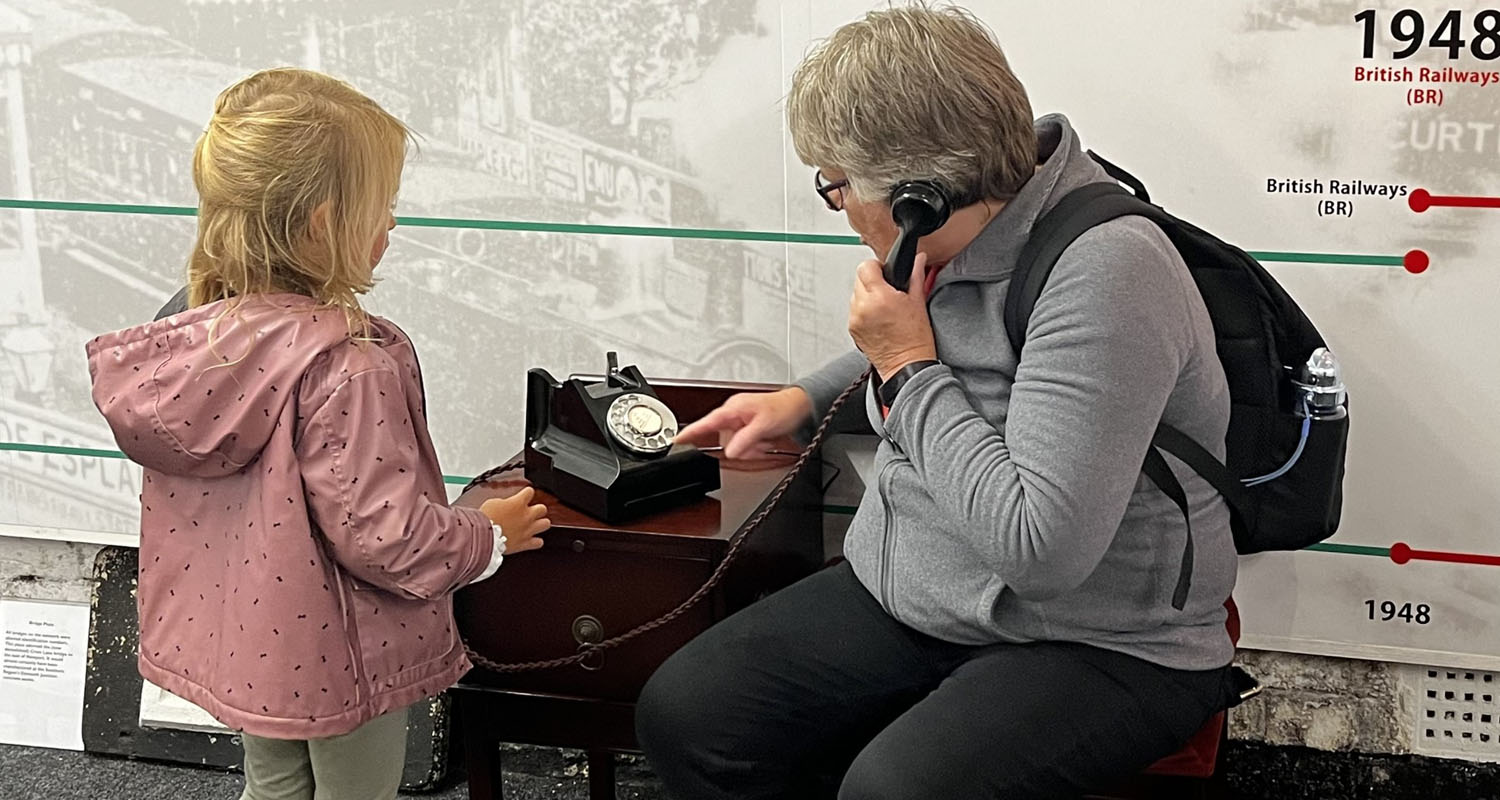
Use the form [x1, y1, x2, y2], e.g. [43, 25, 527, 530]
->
[469, 523, 506, 584]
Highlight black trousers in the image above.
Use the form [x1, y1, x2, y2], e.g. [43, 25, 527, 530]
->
[635, 562, 1234, 800]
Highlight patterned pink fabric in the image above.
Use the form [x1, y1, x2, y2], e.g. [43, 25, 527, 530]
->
[86, 294, 494, 738]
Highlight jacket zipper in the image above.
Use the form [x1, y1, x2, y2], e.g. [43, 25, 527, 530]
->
[878, 457, 900, 611]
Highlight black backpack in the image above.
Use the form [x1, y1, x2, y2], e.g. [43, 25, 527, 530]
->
[1006, 152, 1350, 610]
[155, 287, 189, 320]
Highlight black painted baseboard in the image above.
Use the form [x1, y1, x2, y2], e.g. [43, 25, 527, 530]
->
[432, 740, 1500, 799]
[1217, 741, 1500, 800]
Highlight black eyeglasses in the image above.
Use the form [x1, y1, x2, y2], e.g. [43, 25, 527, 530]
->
[814, 171, 849, 211]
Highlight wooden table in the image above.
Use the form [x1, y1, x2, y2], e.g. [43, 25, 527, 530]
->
[451, 379, 826, 799]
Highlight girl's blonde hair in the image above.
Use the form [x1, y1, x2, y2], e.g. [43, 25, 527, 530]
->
[187, 68, 412, 336]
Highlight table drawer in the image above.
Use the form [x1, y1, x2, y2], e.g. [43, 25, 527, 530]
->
[455, 534, 719, 702]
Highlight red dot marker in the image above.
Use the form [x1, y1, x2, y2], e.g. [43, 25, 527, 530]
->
[1390, 542, 1413, 565]
[1409, 189, 1431, 213]
[1403, 249, 1430, 274]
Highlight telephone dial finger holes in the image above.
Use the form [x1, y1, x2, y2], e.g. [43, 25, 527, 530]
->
[607, 393, 678, 456]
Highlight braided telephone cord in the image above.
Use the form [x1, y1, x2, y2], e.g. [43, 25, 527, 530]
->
[462, 368, 871, 673]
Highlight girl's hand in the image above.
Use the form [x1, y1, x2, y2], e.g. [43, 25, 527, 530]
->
[480, 487, 550, 554]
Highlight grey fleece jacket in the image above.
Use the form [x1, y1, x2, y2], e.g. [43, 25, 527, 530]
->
[795, 114, 1237, 671]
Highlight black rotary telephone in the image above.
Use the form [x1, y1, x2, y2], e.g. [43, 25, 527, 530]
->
[522, 352, 721, 524]
[467, 181, 951, 673]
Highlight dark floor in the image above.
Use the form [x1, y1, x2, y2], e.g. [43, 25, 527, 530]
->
[0, 743, 663, 800]
[3, 741, 1499, 799]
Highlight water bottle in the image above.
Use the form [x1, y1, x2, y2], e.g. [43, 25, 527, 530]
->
[1293, 347, 1347, 420]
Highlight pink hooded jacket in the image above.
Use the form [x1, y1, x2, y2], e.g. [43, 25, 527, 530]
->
[85, 294, 497, 739]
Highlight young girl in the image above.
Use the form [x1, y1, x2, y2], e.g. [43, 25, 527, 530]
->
[85, 67, 549, 800]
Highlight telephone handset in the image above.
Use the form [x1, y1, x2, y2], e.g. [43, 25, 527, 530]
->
[462, 183, 949, 674]
[881, 181, 953, 291]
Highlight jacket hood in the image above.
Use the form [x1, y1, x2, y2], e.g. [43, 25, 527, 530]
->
[86, 294, 353, 478]
[944, 113, 1113, 284]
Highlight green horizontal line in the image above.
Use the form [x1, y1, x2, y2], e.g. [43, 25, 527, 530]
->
[0, 199, 196, 217]
[0, 442, 1425, 559]
[0, 441, 127, 460]
[398, 214, 861, 245]
[1246, 250, 1403, 267]
[1305, 542, 1391, 558]
[0, 198, 1407, 264]
[0, 198, 859, 246]
[0, 441, 474, 486]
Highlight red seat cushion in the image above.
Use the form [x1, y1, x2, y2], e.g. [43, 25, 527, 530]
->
[1142, 598, 1240, 778]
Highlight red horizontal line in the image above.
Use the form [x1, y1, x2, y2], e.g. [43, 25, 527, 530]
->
[1425, 196, 1500, 208]
[1410, 189, 1500, 212]
[1390, 542, 1500, 567]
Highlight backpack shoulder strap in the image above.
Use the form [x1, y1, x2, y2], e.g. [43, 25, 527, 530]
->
[1142, 446, 1194, 611]
[1004, 183, 1162, 352]
[1087, 150, 1151, 203]
[1153, 423, 1251, 528]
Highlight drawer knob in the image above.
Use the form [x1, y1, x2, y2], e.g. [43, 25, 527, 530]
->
[571, 614, 604, 645]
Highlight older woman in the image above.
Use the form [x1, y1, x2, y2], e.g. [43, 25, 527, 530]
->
[636, 6, 1239, 798]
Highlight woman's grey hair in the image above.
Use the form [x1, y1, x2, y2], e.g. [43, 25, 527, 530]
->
[787, 3, 1037, 208]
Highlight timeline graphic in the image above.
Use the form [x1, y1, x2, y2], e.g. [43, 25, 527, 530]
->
[0, 171, 1488, 570]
